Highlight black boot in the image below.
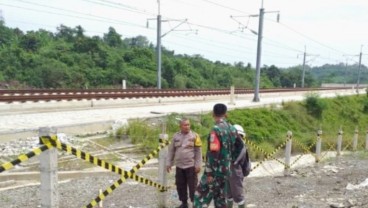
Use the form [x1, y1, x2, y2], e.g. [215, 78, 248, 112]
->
[177, 202, 188, 208]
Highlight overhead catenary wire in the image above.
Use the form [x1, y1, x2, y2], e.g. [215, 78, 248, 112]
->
[0, 2, 147, 29]
[200, 0, 250, 15]
[82, 0, 156, 16]
[2, 0, 358, 68]
[266, 18, 348, 56]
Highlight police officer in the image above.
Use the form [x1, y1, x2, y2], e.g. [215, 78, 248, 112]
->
[167, 118, 202, 208]
[227, 124, 247, 208]
[194, 103, 237, 208]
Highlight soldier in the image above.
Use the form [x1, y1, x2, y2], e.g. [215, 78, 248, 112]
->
[227, 124, 247, 208]
[167, 118, 202, 208]
[194, 103, 237, 208]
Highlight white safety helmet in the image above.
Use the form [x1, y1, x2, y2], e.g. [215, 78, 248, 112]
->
[233, 124, 246, 137]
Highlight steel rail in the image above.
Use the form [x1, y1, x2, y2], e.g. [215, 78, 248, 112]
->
[0, 87, 353, 103]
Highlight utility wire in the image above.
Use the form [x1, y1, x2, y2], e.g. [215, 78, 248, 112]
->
[5, 0, 349, 67]
[200, 0, 250, 15]
[266, 18, 347, 55]
[83, 0, 156, 16]
[163, 39, 253, 61]
[5, 19, 108, 35]
[172, 33, 256, 55]
[15, 0, 148, 26]
[0, 2, 147, 29]
[9, 0, 314, 59]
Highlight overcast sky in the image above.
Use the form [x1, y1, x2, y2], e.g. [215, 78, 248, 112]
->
[1, 0, 368, 68]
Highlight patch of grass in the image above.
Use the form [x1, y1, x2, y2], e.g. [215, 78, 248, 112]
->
[116, 94, 368, 158]
[93, 136, 119, 147]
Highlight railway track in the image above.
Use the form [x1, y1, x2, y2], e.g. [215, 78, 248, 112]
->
[0, 87, 353, 103]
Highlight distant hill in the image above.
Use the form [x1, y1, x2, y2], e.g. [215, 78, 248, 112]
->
[0, 21, 365, 89]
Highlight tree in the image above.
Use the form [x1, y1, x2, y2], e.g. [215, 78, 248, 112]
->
[56, 24, 76, 42]
[262, 65, 281, 87]
[124, 35, 150, 48]
[19, 31, 42, 52]
[103, 27, 123, 48]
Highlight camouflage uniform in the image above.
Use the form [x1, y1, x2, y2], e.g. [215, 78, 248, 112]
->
[194, 119, 237, 208]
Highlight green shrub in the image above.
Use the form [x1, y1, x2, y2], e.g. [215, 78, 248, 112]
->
[304, 93, 326, 118]
[363, 98, 368, 114]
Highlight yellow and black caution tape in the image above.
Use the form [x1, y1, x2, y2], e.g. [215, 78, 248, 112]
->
[0, 142, 54, 173]
[43, 137, 167, 189]
[289, 140, 314, 168]
[342, 140, 352, 152]
[39, 136, 169, 208]
[326, 142, 335, 151]
[320, 142, 335, 160]
[289, 154, 304, 168]
[292, 138, 316, 156]
[358, 141, 366, 150]
[84, 141, 170, 208]
[129, 142, 169, 174]
[246, 138, 290, 171]
[289, 138, 318, 168]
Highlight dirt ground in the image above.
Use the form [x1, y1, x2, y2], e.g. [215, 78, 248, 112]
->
[1, 151, 368, 208]
[245, 152, 368, 208]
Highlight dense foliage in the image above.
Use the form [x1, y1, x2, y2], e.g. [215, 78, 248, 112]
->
[311, 63, 368, 85]
[0, 22, 322, 89]
[121, 94, 368, 159]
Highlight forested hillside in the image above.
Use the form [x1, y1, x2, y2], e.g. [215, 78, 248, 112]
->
[311, 63, 368, 85]
[1, 21, 364, 90]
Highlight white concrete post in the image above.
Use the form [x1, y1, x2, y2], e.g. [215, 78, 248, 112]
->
[353, 127, 358, 151]
[229, 86, 236, 105]
[365, 129, 368, 151]
[158, 127, 168, 208]
[315, 129, 322, 163]
[99, 189, 103, 208]
[284, 131, 292, 176]
[122, 79, 126, 90]
[39, 127, 59, 208]
[337, 128, 343, 156]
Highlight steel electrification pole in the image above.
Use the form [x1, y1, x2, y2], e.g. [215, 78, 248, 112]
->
[252, 0, 279, 102]
[150, 0, 190, 89]
[252, 4, 265, 102]
[344, 59, 348, 87]
[156, 1, 162, 89]
[356, 45, 363, 93]
[301, 46, 307, 88]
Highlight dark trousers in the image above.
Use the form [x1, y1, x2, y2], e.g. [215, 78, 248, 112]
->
[176, 166, 197, 203]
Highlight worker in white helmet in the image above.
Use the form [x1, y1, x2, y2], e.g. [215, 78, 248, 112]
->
[227, 124, 248, 208]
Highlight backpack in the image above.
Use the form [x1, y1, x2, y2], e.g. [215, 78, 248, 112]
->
[241, 148, 251, 177]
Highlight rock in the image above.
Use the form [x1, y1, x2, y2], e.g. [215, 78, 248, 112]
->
[329, 202, 345, 208]
[347, 199, 356, 206]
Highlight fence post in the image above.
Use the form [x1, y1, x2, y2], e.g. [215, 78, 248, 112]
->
[99, 189, 103, 208]
[39, 127, 59, 208]
[284, 131, 292, 176]
[158, 127, 168, 208]
[315, 129, 322, 163]
[229, 86, 236, 105]
[336, 128, 343, 156]
[122, 79, 126, 90]
[366, 129, 368, 151]
[353, 127, 359, 151]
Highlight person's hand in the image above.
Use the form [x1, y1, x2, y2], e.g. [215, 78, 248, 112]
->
[207, 175, 213, 183]
[195, 167, 201, 174]
[166, 166, 172, 173]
